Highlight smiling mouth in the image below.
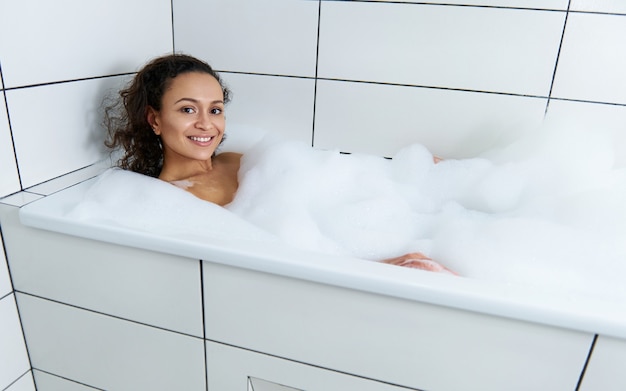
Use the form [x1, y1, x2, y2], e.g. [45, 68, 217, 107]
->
[188, 136, 213, 143]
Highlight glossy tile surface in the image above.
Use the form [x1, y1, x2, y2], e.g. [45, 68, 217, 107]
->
[551, 13, 626, 104]
[5, 372, 36, 391]
[546, 100, 626, 167]
[0, 0, 172, 88]
[174, 0, 318, 77]
[33, 370, 102, 391]
[369, 0, 568, 9]
[0, 235, 12, 298]
[0, 295, 31, 391]
[6, 76, 128, 188]
[314, 79, 547, 158]
[318, 3, 565, 96]
[17, 293, 205, 391]
[1, 206, 203, 337]
[221, 73, 315, 145]
[579, 336, 626, 391]
[570, 0, 626, 13]
[0, 93, 20, 197]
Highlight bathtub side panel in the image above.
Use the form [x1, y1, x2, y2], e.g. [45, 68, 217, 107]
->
[579, 336, 626, 391]
[203, 261, 592, 391]
[16, 293, 206, 391]
[0, 203, 203, 338]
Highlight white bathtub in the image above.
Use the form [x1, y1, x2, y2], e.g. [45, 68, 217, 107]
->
[2, 170, 625, 391]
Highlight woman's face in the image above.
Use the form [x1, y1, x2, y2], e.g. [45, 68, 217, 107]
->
[148, 72, 226, 164]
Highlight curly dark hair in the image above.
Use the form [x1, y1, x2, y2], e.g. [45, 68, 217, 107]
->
[104, 54, 231, 177]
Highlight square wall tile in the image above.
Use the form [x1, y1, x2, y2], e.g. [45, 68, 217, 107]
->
[0, 0, 173, 88]
[5, 372, 35, 391]
[0, 93, 21, 197]
[579, 336, 626, 391]
[317, 3, 565, 97]
[0, 235, 12, 298]
[367, 0, 568, 9]
[570, 0, 626, 13]
[546, 100, 626, 167]
[16, 294, 206, 391]
[6, 75, 129, 188]
[33, 370, 104, 391]
[0, 295, 30, 391]
[314, 80, 547, 158]
[220, 73, 315, 145]
[551, 13, 626, 104]
[174, 0, 319, 77]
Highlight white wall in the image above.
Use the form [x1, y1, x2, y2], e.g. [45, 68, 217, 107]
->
[1, 0, 626, 389]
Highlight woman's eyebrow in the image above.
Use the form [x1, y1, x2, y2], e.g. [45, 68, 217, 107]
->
[174, 97, 224, 105]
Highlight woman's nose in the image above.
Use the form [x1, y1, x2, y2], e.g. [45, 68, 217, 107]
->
[196, 111, 213, 130]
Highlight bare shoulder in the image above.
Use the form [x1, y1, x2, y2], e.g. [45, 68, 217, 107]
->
[215, 152, 242, 165]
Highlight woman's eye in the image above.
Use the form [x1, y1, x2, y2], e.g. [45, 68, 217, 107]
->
[211, 107, 223, 115]
[181, 107, 195, 114]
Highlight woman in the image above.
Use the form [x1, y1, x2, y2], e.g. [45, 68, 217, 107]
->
[105, 53, 455, 274]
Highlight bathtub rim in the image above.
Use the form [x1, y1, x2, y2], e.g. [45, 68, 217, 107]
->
[12, 178, 626, 340]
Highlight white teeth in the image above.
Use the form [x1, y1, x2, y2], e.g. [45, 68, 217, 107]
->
[189, 136, 212, 142]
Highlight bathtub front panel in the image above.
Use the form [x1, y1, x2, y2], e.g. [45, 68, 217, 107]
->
[0, 204, 203, 338]
[206, 340, 419, 391]
[579, 336, 626, 391]
[16, 293, 206, 391]
[203, 261, 592, 391]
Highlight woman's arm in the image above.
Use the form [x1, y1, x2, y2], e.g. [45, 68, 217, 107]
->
[381, 252, 457, 275]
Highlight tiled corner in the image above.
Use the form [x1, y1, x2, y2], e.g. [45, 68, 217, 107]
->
[174, 0, 319, 77]
[551, 13, 626, 104]
[0, 295, 31, 391]
[0, 235, 12, 299]
[0, 93, 21, 198]
[17, 293, 206, 391]
[5, 372, 35, 391]
[314, 79, 547, 158]
[33, 370, 103, 391]
[0, 0, 172, 88]
[317, 3, 565, 97]
[220, 73, 315, 145]
[6, 75, 128, 188]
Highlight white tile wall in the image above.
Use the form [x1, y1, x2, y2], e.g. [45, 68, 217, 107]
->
[551, 12, 626, 104]
[33, 370, 104, 391]
[0, 93, 21, 197]
[314, 80, 547, 158]
[546, 100, 626, 167]
[0, 0, 173, 88]
[317, 3, 565, 97]
[6, 75, 129, 188]
[0, 295, 31, 391]
[0, 236, 12, 299]
[372, 0, 569, 9]
[16, 293, 206, 391]
[174, 0, 319, 77]
[5, 372, 36, 391]
[570, 0, 626, 13]
[221, 73, 316, 144]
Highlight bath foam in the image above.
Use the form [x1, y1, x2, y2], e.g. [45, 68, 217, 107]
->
[69, 122, 626, 301]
